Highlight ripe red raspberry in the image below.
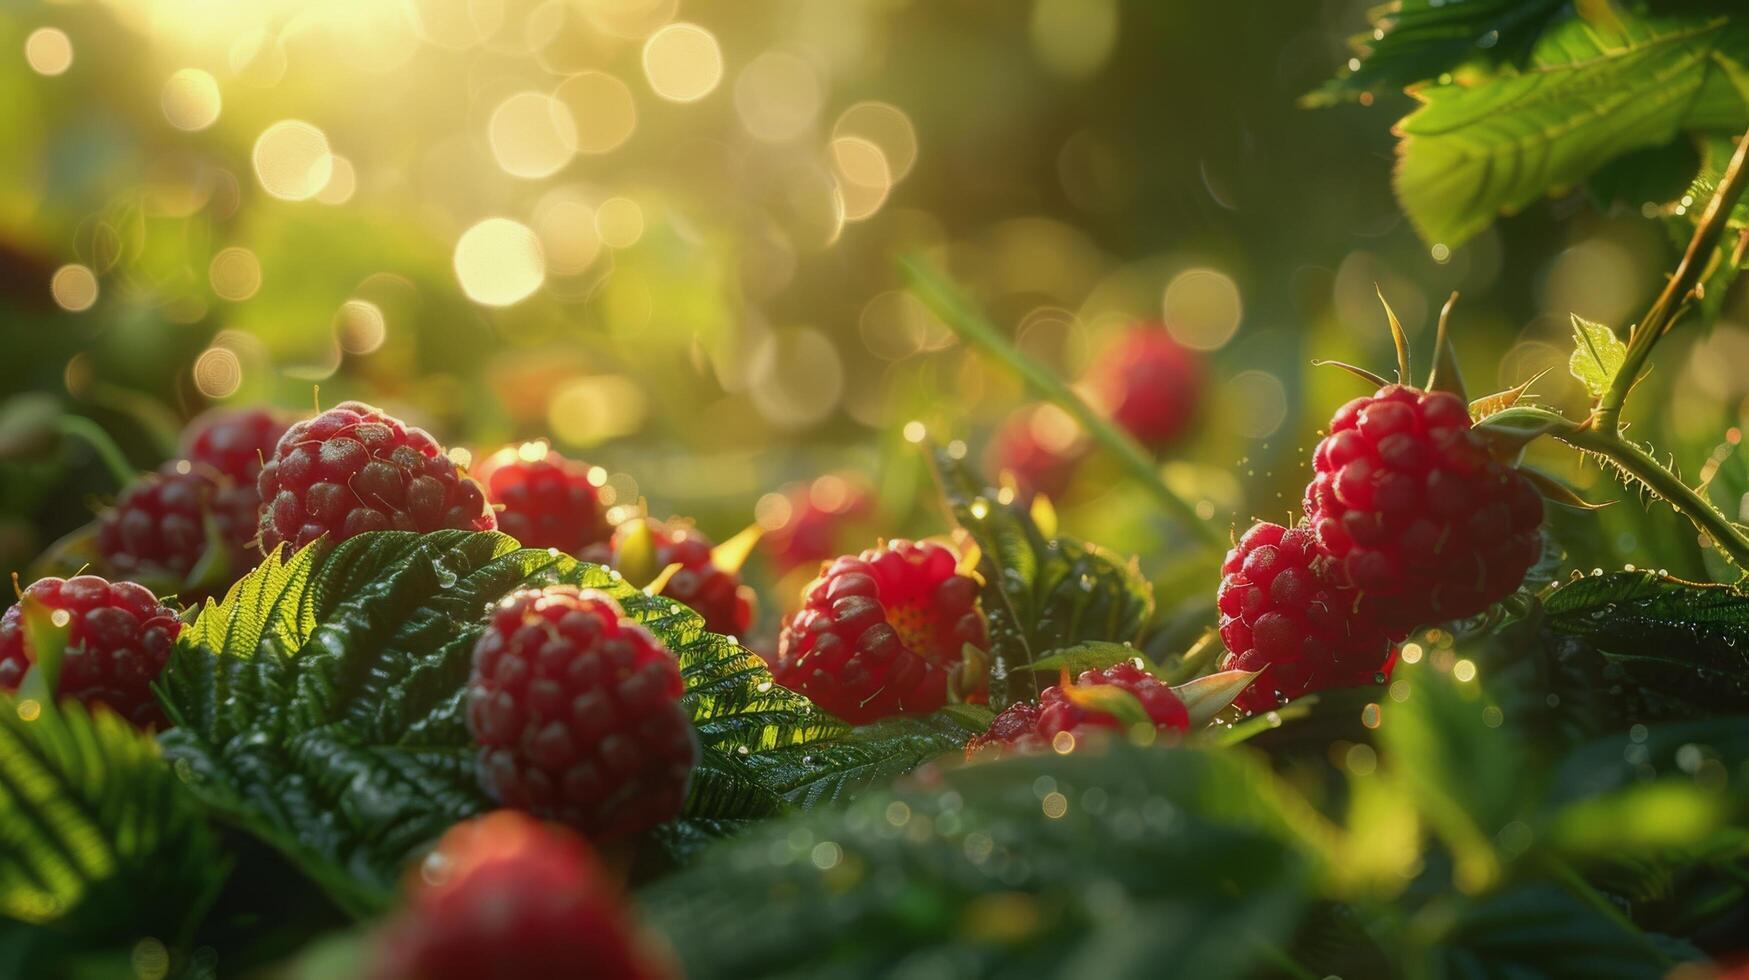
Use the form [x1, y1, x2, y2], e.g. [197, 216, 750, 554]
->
[586, 519, 755, 638]
[1216, 521, 1400, 713]
[97, 464, 259, 596]
[966, 662, 1189, 758]
[762, 475, 875, 576]
[256, 401, 495, 552]
[0, 575, 183, 727]
[771, 539, 987, 724]
[1303, 385, 1544, 632]
[180, 407, 289, 485]
[1087, 326, 1202, 449]
[472, 444, 610, 554]
[467, 586, 696, 840]
[368, 810, 669, 980]
[986, 405, 1087, 499]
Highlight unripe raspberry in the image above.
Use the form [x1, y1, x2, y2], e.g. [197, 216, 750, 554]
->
[771, 539, 987, 724]
[467, 586, 696, 840]
[180, 407, 290, 486]
[97, 464, 259, 597]
[1303, 385, 1544, 631]
[1216, 521, 1400, 712]
[0, 575, 182, 727]
[966, 662, 1189, 758]
[369, 810, 670, 980]
[1087, 326, 1202, 449]
[472, 444, 610, 554]
[256, 401, 495, 553]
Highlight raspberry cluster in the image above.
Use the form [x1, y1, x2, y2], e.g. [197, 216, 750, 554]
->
[966, 662, 1189, 758]
[467, 586, 696, 840]
[0, 575, 183, 727]
[368, 811, 668, 980]
[771, 539, 987, 724]
[1216, 522, 1400, 712]
[97, 464, 259, 596]
[180, 407, 289, 485]
[473, 444, 611, 555]
[256, 401, 495, 552]
[762, 475, 874, 576]
[1304, 386, 1544, 632]
[1089, 326, 1202, 450]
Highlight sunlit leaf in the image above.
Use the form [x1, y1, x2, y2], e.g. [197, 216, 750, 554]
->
[1568, 314, 1628, 400]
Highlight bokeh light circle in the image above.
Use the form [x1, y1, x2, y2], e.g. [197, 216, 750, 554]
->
[161, 69, 221, 131]
[1162, 268, 1242, 351]
[832, 101, 918, 182]
[595, 197, 644, 249]
[335, 299, 387, 354]
[253, 120, 334, 201]
[831, 136, 892, 222]
[193, 347, 243, 398]
[25, 28, 73, 76]
[489, 91, 577, 179]
[642, 23, 723, 102]
[50, 265, 98, 311]
[454, 218, 546, 306]
[734, 52, 822, 142]
[557, 71, 637, 154]
[209, 247, 262, 301]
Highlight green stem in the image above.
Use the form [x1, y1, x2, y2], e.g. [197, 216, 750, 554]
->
[1552, 419, 1749, 570]
[901, 255, 1222, 547]
[1596, 128, 1749, 433]
[1539, 855, 1673, 965]
[55, 415, 139, 488]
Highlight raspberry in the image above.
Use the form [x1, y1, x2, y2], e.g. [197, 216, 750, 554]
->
[180, 407, 289, 485]
[97, 464, 259, 597]
[1087, 326, 1201, 449]
[1303, 385, 1545, 632]
[368, 810, 668, 980]
[0, 575, 183, 727]
[762, 475, 875, 576]
[771, 539, 987, 724]
[256, 401, 495, 553]
[586, 519, 755, 638]
[467, 586, 696, 839]
[472, 444, 610, 554]
[986, 405, 1087, 499]
[966, 662, 1189, 758]
[1216, 521, 1400, 713]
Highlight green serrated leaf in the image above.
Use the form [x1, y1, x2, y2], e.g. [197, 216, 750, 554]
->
[1568, 314, 1628, 400]
[1394, 14, 1738, 248]
[158, 530, 966, 912]
[927, 448, 1155, 708]
[641, 744, 1331, 979]
[0, 697, 226, 939]
[1305, 0, 1567, 107]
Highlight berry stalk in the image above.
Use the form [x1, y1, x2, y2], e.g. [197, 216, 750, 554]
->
[901, 254, 1223, 548]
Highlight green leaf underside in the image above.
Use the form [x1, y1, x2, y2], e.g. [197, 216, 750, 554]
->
[1394, 15, 1748, 247]
[1541, 571, 1749, 716]
[1306, 0, 1568, 107]
[0, 698, 225, 939]
[1568, 314, 1628, 400]
[928, 448, 1155, 708]
[157, 531, 977, 914]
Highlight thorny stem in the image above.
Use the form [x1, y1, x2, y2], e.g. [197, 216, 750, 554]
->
[901, 254, 1224, 548]
[1594, 129, 1749, 434]
[1554, 128, 1749, 573]
[1552, 418, 1749, 569]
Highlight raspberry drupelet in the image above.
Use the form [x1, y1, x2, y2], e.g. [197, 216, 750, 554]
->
[772, 539, 987, 724]
[467, 586, 696, 840]
[256, 401, 495, 552]
[0, 575, 183, 727]
[1303, 385, 1544, 632]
